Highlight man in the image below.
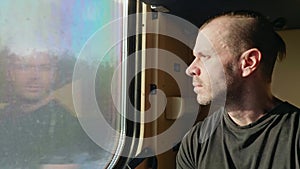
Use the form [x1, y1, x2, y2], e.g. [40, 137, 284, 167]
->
[0, 50, 103, 168]
[5, 51, 57, 109]
[176, 11, 300, 169]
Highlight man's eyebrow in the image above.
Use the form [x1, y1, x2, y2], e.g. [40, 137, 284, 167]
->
[193, 51, 206, 57]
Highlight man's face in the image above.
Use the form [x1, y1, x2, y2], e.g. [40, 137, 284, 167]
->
[186, 18, 239, 105]
[8, 53, 55, 102]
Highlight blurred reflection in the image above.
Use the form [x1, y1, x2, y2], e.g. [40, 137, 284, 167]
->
[0, 49, 106, 169]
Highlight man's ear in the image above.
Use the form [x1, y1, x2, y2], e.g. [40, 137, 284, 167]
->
[6, 68, 14, 82]
[240, 48, 262, 77]
[50, 68, 58, 86]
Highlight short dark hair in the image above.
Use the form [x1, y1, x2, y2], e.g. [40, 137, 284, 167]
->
[201, 10, 286, 82]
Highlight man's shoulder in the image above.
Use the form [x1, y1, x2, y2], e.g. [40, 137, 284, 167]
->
[273, 101, 300, 118]
[35, 99, 76, 118]
[177, 108, 224, 169]
[282, 101, 300, 110]
[183, 107, 224, 144]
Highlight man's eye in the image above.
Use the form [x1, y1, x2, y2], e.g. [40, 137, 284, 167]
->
[38, 65, 52, 71]
[200, 55, 211, 61]
[14, 64, 28, 70]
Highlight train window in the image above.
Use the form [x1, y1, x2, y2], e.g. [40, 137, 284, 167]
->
[0, 0, 136, 168]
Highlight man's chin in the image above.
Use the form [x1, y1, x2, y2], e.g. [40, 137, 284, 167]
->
[19, 94, 47, 103]
[197, 98, 211, 106]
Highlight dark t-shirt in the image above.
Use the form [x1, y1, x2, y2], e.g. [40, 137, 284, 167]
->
[0, 100, 104, 168]
[176, 102, 300, 169]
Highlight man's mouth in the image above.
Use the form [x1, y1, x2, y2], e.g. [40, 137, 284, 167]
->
[25, 85, 43, 92]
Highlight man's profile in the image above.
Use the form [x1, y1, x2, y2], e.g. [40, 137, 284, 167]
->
[176, 10, 300, 169]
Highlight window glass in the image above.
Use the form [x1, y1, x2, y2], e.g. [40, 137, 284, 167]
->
[0, 0, 126, 168]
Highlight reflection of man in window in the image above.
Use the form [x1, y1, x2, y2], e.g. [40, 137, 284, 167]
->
[7, 51, 56, 112]
[0, 50, 104, 169]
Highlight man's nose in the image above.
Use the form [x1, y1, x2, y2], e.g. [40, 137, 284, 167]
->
[186, 60, 201, 77]
[28, 67, 41, 79]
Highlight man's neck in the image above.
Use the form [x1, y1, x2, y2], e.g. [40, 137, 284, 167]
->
[226, 86, 281, 126]
[227, 109, 268, 126]
[17, 94, 54, 113]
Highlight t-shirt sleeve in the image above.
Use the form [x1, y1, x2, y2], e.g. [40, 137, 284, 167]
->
[176, 123, 201, 169]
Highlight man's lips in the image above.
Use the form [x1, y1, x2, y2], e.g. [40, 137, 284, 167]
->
[24, 85, 43, 92]
[192, 82, 203, 88]
[192, 83, 203, 93]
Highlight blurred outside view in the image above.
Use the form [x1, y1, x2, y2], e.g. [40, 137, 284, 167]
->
[0, 0, 125, 168]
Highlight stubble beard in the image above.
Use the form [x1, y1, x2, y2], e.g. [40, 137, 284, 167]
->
[224, 63, 244, 109]
[197, 94, 212, 106]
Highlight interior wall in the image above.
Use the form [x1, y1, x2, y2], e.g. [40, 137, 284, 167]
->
[272, 29, 300, 107]
[140, 12, 197, 169]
